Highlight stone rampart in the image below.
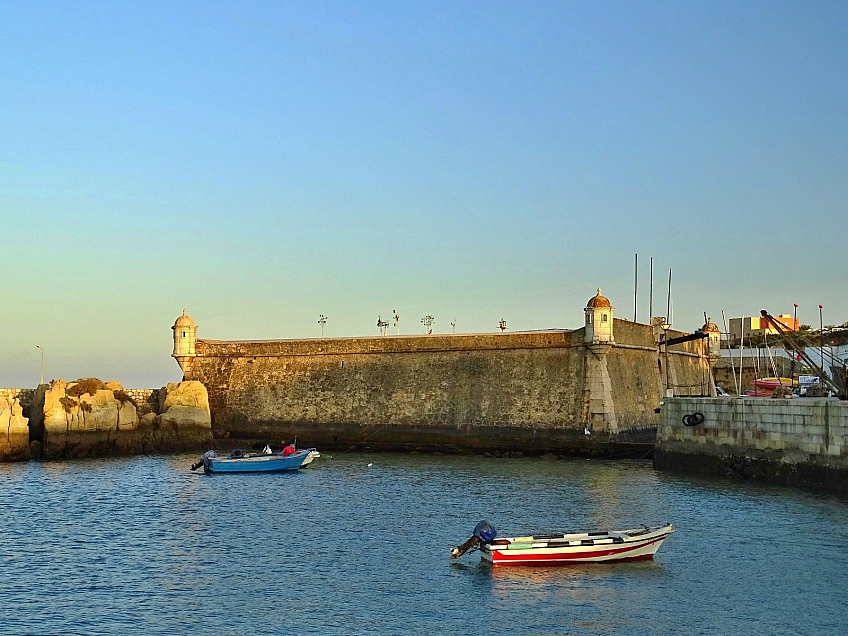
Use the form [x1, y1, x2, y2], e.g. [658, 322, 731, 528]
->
[184, 320, 710, 455]
[654, 397, 848, 491]
[122, 388, 159, 415]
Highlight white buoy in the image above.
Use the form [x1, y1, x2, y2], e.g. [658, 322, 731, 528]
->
[367, 463, 373, 467]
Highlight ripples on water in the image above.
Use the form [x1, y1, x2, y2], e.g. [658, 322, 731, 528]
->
[1, 453, 846, 635]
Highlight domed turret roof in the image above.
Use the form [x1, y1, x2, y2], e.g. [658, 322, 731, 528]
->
[586, 288, 612, 309]
[174, 309, 196, 328]
[701, 319, 720, 333]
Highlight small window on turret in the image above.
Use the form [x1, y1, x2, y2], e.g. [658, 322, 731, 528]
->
[182, 331, 186, 338]
[602, 314, 608, 322]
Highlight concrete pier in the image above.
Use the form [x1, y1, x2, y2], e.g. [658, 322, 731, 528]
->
[654, 397, 848, 492]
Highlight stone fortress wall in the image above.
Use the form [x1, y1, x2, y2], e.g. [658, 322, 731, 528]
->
[189, 330, 589, 452]
[175, 291, 719, 455]
[121, 388, 159, 415]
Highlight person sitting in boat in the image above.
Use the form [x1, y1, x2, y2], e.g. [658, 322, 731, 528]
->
[281, 443, 297, 457]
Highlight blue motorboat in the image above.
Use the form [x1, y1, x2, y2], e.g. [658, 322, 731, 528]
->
[191, 447, 317, 474]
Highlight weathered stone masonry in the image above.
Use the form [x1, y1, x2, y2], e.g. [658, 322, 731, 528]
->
[176, 293, 714, 455]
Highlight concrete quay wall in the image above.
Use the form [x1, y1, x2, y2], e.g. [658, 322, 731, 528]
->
[654, 397, 848, 491]
[184, 320, 710, 455]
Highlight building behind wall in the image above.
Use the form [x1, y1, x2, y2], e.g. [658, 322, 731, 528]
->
[729, 314, 799, 341]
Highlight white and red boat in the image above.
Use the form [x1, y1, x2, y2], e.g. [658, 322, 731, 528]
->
[451, 520, 673, 565]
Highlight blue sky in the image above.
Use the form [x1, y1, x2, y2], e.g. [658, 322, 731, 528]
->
[1, 1, 846, 388]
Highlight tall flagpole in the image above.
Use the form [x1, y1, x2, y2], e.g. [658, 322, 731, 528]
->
[649, 257, 653, 320]
[634, 253, 638, 322]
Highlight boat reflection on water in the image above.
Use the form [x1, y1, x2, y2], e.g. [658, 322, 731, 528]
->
[449, 559, 627, 584]
[487, 564, 612, 615]
[485, 559, 667, 621]
[487, 559, 664, 585]
[491, 563, 604, 588]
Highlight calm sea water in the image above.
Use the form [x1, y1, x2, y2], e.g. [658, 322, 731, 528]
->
[1, 452, 846, 635]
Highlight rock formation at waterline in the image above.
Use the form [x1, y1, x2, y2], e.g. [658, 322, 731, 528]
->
[155, 381, 212, 443]
[0, 395, 30, 462]
[31, 379, 212, 460]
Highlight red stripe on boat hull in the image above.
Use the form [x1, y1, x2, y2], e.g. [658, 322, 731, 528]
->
[487, 534, 668, 564]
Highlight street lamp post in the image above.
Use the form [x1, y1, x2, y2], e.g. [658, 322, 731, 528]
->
[421, 315, 434, 334]
[36, 345, 44, 385]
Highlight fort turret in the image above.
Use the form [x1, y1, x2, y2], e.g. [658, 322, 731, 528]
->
[172, 309, 198, 374]
[584, 288, 614, 347]
[582, 288, 618, 434]
[701, 318, 721, 363]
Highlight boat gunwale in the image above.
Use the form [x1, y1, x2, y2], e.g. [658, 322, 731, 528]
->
[482, 525, 673, 555]
[481, 531, 671, 564]
[489, 524, 673, 546]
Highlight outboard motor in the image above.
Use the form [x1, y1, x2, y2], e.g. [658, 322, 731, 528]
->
[450, 520, 497, 559]
[191, 450, 217, 471]
[473, 520, 497, 543]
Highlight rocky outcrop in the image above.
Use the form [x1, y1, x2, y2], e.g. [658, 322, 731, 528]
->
[158, 380, 210, 413]
[0, 395, 30, 462]
[34, 379, 212, 460]
[39, 379, 138, 458]
[145, 381, 212, 450]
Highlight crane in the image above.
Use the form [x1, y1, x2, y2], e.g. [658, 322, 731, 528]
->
[759, 310, 845, 399]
